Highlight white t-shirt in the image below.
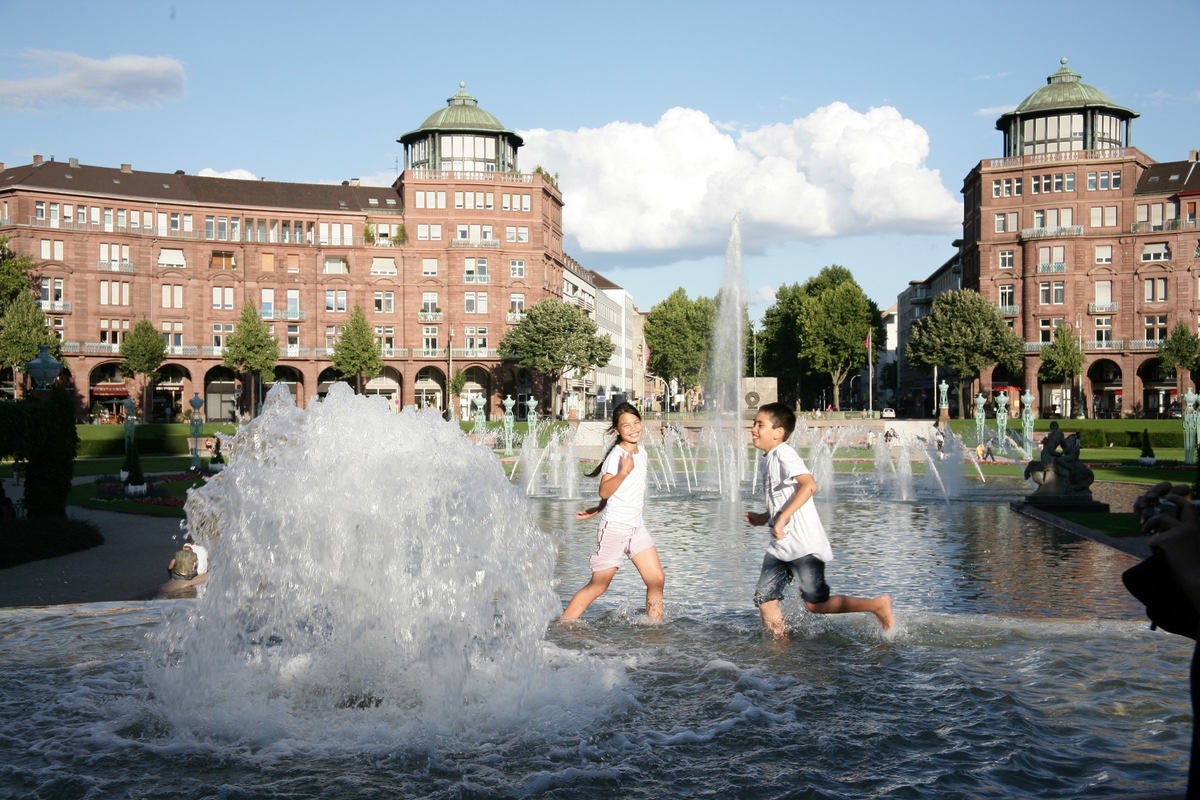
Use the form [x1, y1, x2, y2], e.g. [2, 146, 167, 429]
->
[760, 442, 833, 563]
[187, 543, 209, 574]
[599, 445, 648, 527]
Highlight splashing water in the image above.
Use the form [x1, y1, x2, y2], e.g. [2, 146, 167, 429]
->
[146, 383, 615, 743]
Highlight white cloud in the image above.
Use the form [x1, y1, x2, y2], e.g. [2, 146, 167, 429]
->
[197, 167, 258, 180]
[0, 50, 184, 111]
[519, 103, 960, 259]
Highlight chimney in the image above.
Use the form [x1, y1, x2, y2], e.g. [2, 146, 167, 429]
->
[32, 154, 43, 166]
[351, 178, 360, 187]
[120, 163, 132, 173]
[0, 162, 5, 171]
[1191, 149, 1200, 162]
[69, 157, 79, 168]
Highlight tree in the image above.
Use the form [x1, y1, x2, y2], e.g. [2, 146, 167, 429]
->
[331, 305, 383, 394]
[120, 318, 166, 415]
[759, 283, 807, 406]
[1038, 322, 1086, 417]
[498, 299, 614, 420]
[643, 289, 715, 396]
[0, 289, 58, 398]
[223, 300, 278, 415]
[795, 280, 874, 410]
[1158, 321, 1200, 381]
[906, 289, 1024, 418]
[0, 236, 37, 313]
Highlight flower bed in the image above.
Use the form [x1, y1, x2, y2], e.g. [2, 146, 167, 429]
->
[92, 473, 200, 508]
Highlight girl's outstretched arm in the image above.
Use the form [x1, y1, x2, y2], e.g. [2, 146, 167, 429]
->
[576, 498, 607, 520]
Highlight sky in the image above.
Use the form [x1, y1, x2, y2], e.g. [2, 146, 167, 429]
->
[3, 0, 1198, 325]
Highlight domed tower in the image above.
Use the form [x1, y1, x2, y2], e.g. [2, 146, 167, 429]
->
[399, 82, 523, 172]
[995, 58, 1138, 157]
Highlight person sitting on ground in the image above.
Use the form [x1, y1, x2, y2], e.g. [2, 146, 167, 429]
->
[183, 535, 208, 575]
[167, 544, 198, 581]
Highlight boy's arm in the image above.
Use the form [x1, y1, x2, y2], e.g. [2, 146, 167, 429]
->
[772, 474, 818, 539]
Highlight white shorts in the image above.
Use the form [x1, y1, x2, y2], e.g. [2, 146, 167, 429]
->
[589, 520, 655, 572]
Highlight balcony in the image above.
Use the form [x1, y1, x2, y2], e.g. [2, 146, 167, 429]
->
[463, 274, 491, 284]
[1025, 342, 1047, 352]
[38, 300, 72, 313]
[202, 346, 225, 357]
[1019, 225, 1084, 240]
[450, 239, 500, 249]
[380, 347, 410, 358]
[279, 346, 312, 358]
[1128, 339, 1163, 350]
[996, 304, 1019, 317]
[506, 311, 527, 323]
[418, 311, 444, 322]
[97, 260, 134, 273]
[451, 347, 499, 359]
[1086, 339, 1124, 351]
[1035, 262, 1066, 274]
[165, 345, 199, 356]
[1088, 302, 1119, 314]
[82, 342, 122, 354]
[261, 309, 307, 321]
[419, 347, 447, 358]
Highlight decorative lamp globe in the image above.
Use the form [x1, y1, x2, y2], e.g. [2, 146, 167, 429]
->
[25, 344, 63, 390]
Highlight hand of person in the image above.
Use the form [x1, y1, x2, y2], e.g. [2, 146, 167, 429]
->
[575, 507, 601, 520]
[745, 511, 769, 526]
[771, 518, 789, 540]
[616, 450, 634, 477]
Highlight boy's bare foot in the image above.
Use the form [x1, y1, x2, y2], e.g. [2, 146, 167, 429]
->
[876, 594, 894, 631]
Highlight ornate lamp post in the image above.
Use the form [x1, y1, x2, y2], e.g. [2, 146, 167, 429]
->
[122, 396, 138, 454]
[502, 395, 516, 455]
[188, 391, 205, 472]
[1021, 389, 1037, 455]
[525, 396, 539, 447]
[1184, 387, 1198, 465]
[25, 344, 63, 393]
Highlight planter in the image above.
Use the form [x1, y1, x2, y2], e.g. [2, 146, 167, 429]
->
[208, 463, 225, 473]
[1138, 457, 1157, 466]
[125, 484, 148, 497]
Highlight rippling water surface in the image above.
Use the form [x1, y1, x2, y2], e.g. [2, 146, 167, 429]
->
[0, 488, 1191, 799]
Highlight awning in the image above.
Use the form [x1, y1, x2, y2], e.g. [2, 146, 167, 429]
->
[90, 384, 129, 397]
[158, 248, 186, 268]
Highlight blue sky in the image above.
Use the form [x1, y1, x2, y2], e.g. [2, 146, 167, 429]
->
[3, 0, 1198, 324]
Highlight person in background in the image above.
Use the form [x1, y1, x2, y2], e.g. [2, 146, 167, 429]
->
[184, 535, 208, 576]
[167, 544, 198, 581]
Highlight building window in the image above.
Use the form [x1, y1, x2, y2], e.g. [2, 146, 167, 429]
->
[287, 254, 300, 274]
[1053, 281, 1065, 305]
[160, 284, 184, 309]
[325, 290, 347, 312]
[999, 285, 1015, 306]
[422, 258, 438, 276]
[1039, 318, 1057, 343]
[211, 286, 234, 310]
[212, 323, 234, 348]
[464, 257, 488, 283]
[1095, 317, 1112, 344]
[325, 325, 340, 349]
[375, 325, 395, 352]
[423, 326, 439, 355]
[1039, 282, 1051, 305]
[422, 292, 439, 313]
[374, 291, 394, 313]
[1145, 315, 1168, 341]
[40, 277, 64, 302]
[510, 259, 526, 278]
[1095, 245, 1112, 264]
[1087, 170, 1121, 191]
[1095, 280, 1112, 304]
[323, 257, 349, 274]
[210, 251, 236, 270]
[1142, 242, 1171, 262]
[1145, 277, 1168, 302]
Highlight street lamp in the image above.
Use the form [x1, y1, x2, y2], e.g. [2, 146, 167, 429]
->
[188, 391, 205, 472]
[25, 344, 63, 392]
[447, 326, 455, 420]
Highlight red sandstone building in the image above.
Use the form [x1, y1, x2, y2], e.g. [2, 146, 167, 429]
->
[0, 84, 565, 421]
[901, 58, 1200, 418]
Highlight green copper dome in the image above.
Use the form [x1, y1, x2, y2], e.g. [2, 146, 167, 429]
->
[400, 82, 523, 146]
[1007, 58, 1135, 118]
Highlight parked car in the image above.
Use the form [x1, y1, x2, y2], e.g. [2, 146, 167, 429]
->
[881, 408, 896, 418]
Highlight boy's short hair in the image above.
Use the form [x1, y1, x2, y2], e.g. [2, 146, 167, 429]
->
[758, 401, 795, 439]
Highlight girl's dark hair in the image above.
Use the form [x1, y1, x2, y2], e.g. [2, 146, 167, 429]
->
[585, 402, 642, 477]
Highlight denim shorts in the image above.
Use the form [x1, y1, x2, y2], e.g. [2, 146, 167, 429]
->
[753, 553, 831, 606]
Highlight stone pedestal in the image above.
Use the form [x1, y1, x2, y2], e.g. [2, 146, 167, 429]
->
[1019, 495, 1110, 514]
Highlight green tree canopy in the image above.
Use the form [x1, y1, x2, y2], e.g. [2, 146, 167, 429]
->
[498, 299, 614, 418]
[0, 236, 37, 313]
[759, 283, 807, 406]
[1038, 322, 1086, 417]
[120, 318, 167, 415]
[643, 288, 715, 394]
[1158, 321, 1200, 376]
[223, 300, 278, 414]
[331, 305, 383, 393]
[796, 279, 874, 410]
[906, 289, 1024, 418]
[0, 289, 58, 397]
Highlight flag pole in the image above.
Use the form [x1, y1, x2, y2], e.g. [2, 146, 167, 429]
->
[867, 331, 874, 413]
